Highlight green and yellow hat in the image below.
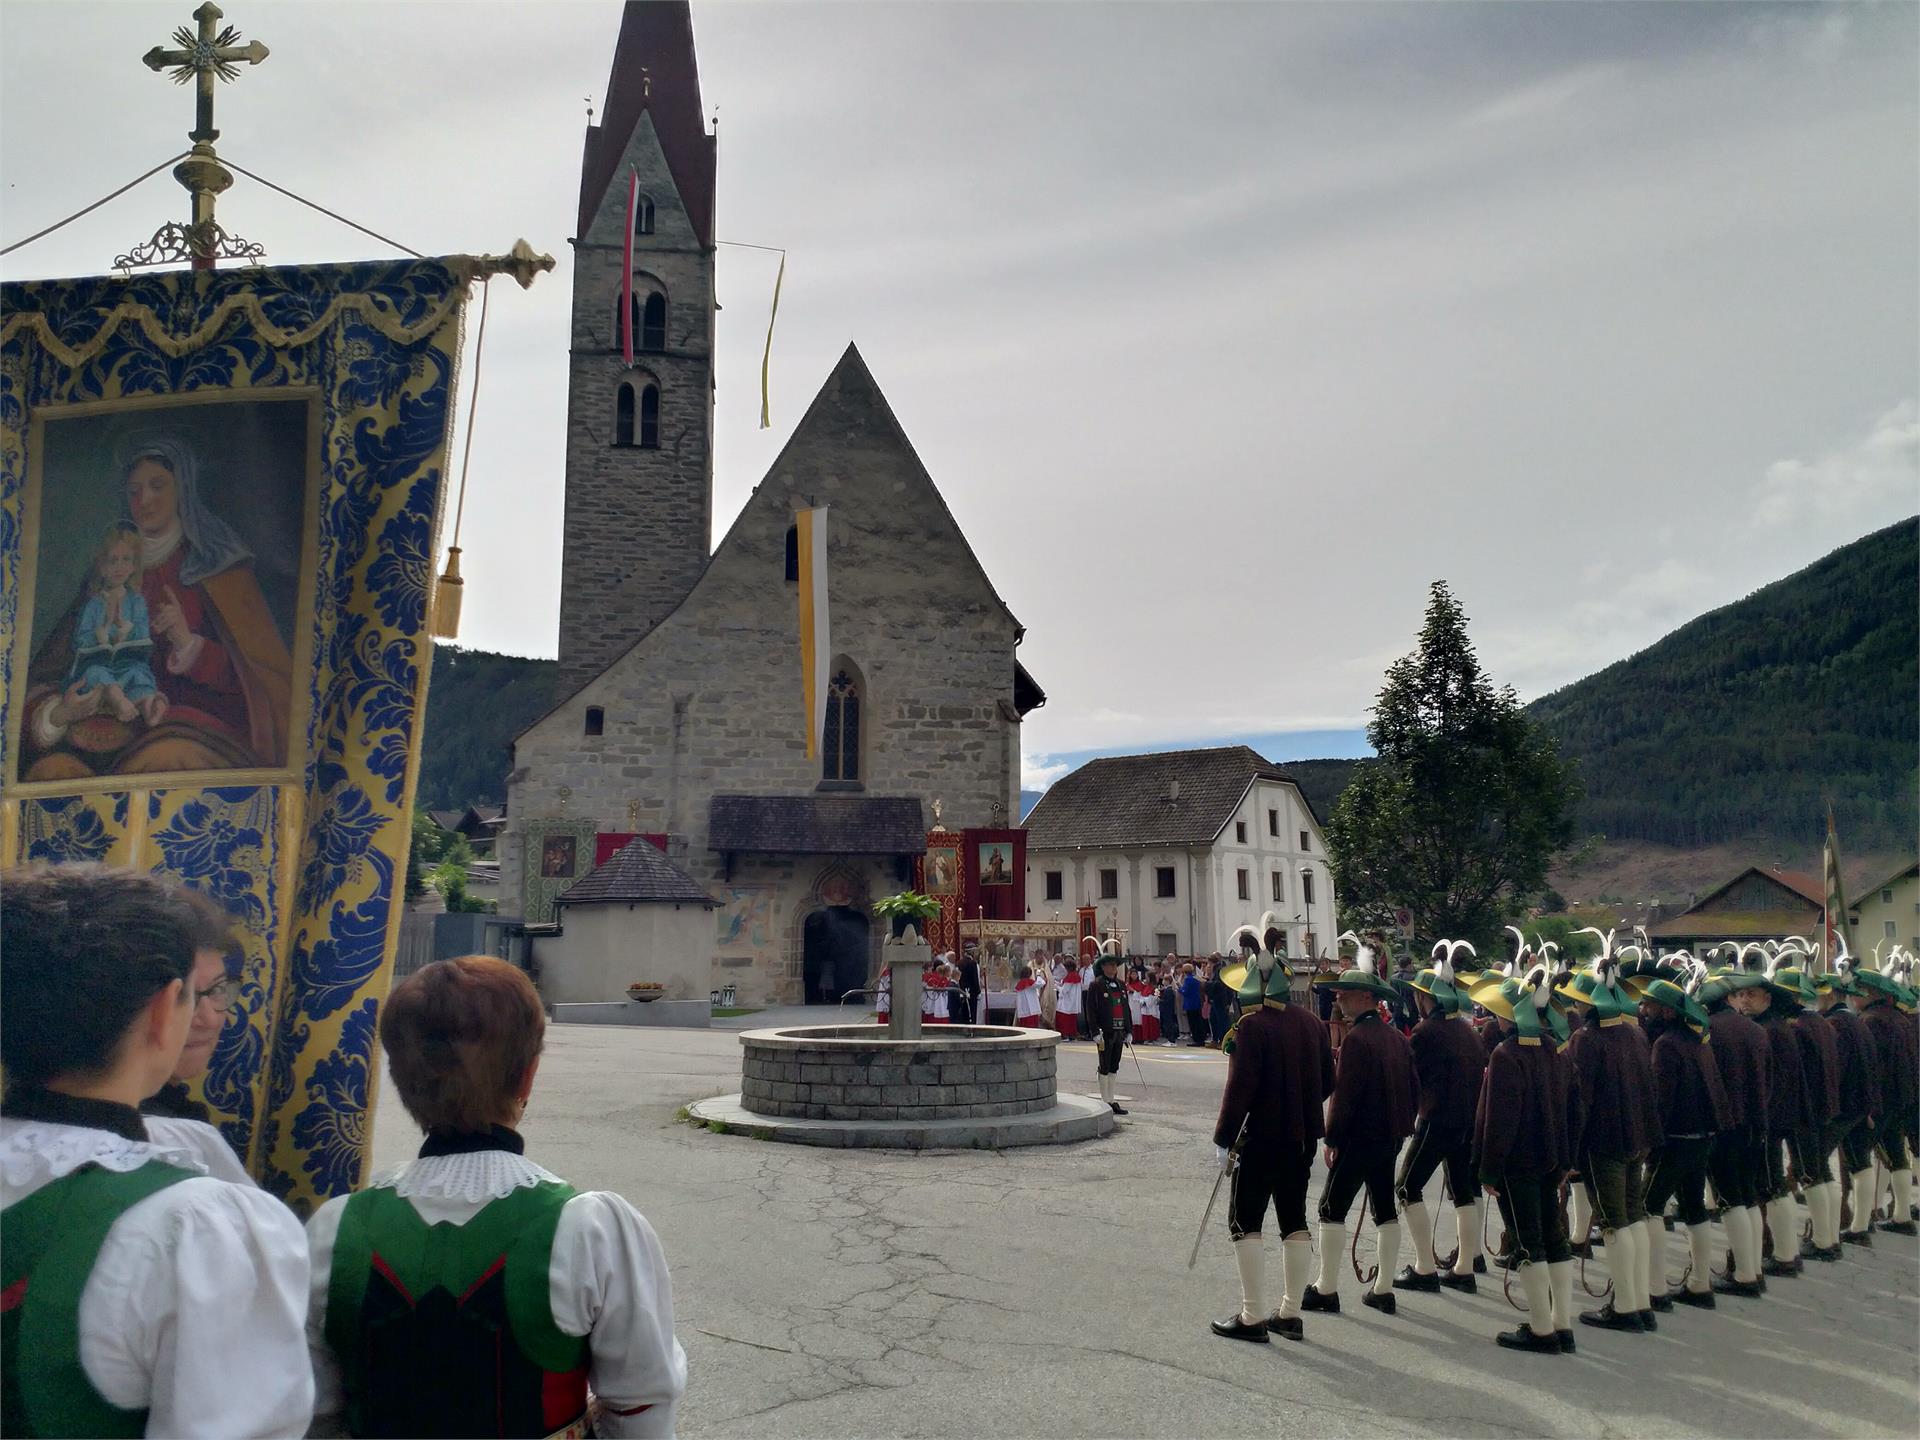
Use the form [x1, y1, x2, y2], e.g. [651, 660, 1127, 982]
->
[1328, 933, 1398, 1000]
[1616, 951, 1686, 1001]
[1640, 977, 1710, 1039]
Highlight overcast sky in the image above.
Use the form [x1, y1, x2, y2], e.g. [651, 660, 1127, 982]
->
[4, 1, 1915, 789]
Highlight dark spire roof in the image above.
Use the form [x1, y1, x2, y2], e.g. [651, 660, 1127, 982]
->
[555, 836, 716, 908]
[579, 1, 716, 245]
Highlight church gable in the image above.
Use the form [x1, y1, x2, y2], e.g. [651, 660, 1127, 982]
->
[581, 110, 701, 253]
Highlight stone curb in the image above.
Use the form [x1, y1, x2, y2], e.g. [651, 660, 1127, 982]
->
[686, 1093, 1117, 1149]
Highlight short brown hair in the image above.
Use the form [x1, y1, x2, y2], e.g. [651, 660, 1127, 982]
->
[379, 956, 544, 1134]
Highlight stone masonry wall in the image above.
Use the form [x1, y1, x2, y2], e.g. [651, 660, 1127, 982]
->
[559, 110, 715, 692]
[739, 1031, 1058, 1121]
[509, 346, 1024, 1006]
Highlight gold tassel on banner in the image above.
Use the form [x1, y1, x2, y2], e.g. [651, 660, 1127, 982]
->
[432, 545, 464, 638]
[433, 279, 491, 639]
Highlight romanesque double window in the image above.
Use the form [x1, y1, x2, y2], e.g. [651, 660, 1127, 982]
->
[633, 193, 656, 236]
[822, 669, 861, 782]
[615, 380, 659, 448]
[613, 291, 667, 352]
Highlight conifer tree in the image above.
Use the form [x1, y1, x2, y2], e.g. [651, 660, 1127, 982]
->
[1328, 582, 1580, 946]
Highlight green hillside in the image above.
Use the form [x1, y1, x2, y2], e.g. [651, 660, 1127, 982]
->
[1528, 518, 1916, 850]
[415, 646, 558, 811]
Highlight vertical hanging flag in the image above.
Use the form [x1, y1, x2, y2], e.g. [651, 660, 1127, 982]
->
[1824, 807, 1854, 966]
[796, 506, 830, 759]
[620, 168, 639, 367]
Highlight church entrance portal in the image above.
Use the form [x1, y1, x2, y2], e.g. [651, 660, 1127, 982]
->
[802, 906, 871, 1004]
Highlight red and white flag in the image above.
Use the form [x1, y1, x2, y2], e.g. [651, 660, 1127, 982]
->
[620, 168, 639, 367]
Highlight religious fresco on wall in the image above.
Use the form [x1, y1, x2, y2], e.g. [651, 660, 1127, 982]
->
[10, 394, 317, 788]
[715, 884, 775, 951]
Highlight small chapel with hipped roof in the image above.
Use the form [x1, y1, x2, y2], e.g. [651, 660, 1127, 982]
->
[503, 1, 1043, 1008]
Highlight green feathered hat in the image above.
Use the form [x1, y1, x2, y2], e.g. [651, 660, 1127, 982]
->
[1327, 932, 1397, 1000]
[1640, 976, 1710, 1039]
[1410, 940, 1472, 1014]
[1226, 924, 1266, 1006]
[1616, 949, 1686, 1001]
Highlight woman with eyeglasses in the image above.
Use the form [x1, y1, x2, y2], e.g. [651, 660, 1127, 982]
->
[139, 943, 252, 1185]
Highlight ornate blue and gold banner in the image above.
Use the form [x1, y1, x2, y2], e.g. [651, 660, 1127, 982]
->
[0, 258, 477, 1213]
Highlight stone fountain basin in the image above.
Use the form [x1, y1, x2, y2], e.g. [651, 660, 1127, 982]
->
[738, 1024, 1057, 1121]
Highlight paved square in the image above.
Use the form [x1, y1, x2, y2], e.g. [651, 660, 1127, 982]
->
[368, 1016, 1920, 1438]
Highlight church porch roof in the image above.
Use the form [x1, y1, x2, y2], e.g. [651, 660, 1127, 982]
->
[709, 794, 926, 856]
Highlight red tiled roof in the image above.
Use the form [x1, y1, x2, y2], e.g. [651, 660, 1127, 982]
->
[1769, 869, 1826, 906]
[578, 1, 716, 246]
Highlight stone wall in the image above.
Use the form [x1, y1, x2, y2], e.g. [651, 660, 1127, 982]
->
[738, 1027, 1058, 1122]
[508, 346, 1025, 1006]
[559, 109, 715, 692]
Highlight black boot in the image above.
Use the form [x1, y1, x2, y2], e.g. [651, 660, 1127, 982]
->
[1361, 1290, 1396, 1316]
[1841, 1228, 1874, 1248]
[1298, 1284, 1340, 1313]
[1881, 1218, 1918, 1236]
[1263, 1312, 1305, 1342]
[1109, 1102, 1127, 1116]
[1392, 1268, 1441, 1293]
[1762, 1254, 1803, 1278]
[1670, 1285, 1715, 1309]
[1578, 1302, 1645, 1333]
[1439, 1271, 1478, 1294]
[1495, 1324, 1562, 1354]
[1711, 1274, 1764, 1299]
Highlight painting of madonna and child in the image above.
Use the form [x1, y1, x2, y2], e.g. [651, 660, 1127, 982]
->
[11, 394, 317, 787]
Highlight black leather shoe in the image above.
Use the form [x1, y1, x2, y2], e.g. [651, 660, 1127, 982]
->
[1841, 1229, 1874, 1248]
[1670, 1286, 1715, 1309]
[1579, 1303, 1645, 1332]
[1495, 1324, 1562, 1354]
[1473, 1255, 1488, 1274]
[1210, 1314, 1270, 1344]
[1109, 1102, 1127, 1115]
[1392, 1268, 1441, 1293]
[1556, 1329, 1576, 1353]
[1807, 1243, 1842, 1262]
[1298, 1284, 1340, 1313]
[1263, 1312, 1304, 1342]
[1638, 1310, 1658, 1332]
[1439, 1271, 1478, 1294]
[1762, 1255, 1803, 1278]
[1649, 1292, 1673, 1313]
[1711, 1274, 1764, 1299]
[1361, 1290, 1396, 1316]
[1881, 1219, 1917, 1236]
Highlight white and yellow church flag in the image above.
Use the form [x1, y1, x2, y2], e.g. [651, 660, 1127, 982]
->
[796, 505, 830, 758]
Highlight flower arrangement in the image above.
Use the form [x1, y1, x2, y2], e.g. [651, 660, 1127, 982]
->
[626, 981, 665, 1003]
[873, 891, 941, 944]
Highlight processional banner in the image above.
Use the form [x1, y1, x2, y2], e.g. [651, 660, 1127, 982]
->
[0, 258, 474, 1214]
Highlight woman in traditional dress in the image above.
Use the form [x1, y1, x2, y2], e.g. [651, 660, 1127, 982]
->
[305, 957, 686, 1438]
[23, 435, 293, 780]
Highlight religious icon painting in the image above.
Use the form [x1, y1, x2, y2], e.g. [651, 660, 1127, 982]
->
[924, 843, 960, 896]
[978, 840, 1014, 885]
[540, 834, 578, 879]
[8, 391, 320, 792]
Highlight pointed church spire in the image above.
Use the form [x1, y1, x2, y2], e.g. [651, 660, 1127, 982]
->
[578, 0, 715, 245]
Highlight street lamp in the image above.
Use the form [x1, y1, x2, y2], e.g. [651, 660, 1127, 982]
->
[1299, 863, 1316, 958]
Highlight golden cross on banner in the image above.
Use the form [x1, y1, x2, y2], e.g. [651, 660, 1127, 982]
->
[138, 3, 269, 271]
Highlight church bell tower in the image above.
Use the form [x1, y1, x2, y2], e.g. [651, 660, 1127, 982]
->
[558, 0, 717, 691]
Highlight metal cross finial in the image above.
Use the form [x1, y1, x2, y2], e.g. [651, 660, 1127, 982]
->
[132, 4, 269, 271]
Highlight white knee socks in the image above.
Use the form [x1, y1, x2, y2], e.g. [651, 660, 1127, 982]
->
[1686, 1222, 1714, 1293]
[1728, 1205, 1762, 1282]
[1097, 1073, 1112, 1103]
[1316, 1221, 1344, 1296]
[1372, 1222, 1401, 1296]
[1232, 1235, 1264, 1324]
[1277, 1232, 1315, 1320]
[1640, 1219, 1661, 1306]
[1548, 1259, 1573, 1332]
[1804, 1183, 1830, 1249]
[1404, 1201, 1436, 1275]
[1572, 1186, 1593, 1247]
[1891, 1168, 1914, 1221]
[1455, 1198, 1483, 1276]
[1518, 1262, 1554, 1338]
[1849, 1167, 1875, 1234]
[1766, 1195, 1798, 1261]
[1602, 1226, 1641, 1312]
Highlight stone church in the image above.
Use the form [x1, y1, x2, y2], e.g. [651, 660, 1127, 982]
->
[503, 1, 1043, 1007]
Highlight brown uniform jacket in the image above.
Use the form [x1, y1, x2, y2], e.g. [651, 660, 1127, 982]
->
[1475, 1030, 1583, 1181]
[1860, 1001, 1916, 1127]
[1825, 1005, 1879, 1121]
[1648, 1016, 1731, 1137]
[1790, 1010, 1840, 1130]
[1568, 1015, 1659, 1160]
[1706, 1004, 1770, 1136]
[1410, 1013, 1488, 1134]
[1325, 1012, 1419, 1148]
[1213, 1000, 1335, 1150]
[1758, 1011, 1804, 1136]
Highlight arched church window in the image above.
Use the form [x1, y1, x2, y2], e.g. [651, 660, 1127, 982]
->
[614, 383, 635, 446]
[784, 524, 799, 583]
[584, 706, 605, 737]
[823, 670, 861, 783]
[639, 384, 660, 449]
[641, 292, 667, 352]
[634, 193, 655, 236]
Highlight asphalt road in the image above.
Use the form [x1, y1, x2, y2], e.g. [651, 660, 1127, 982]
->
[367, 1013, 1920, 1439]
